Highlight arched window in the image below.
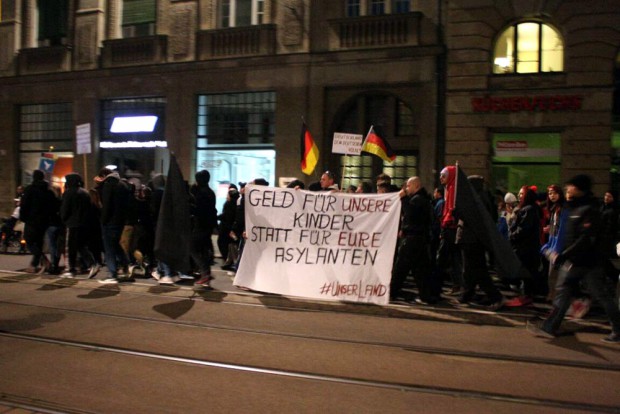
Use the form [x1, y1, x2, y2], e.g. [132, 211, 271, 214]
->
[493, 22, 563, 74]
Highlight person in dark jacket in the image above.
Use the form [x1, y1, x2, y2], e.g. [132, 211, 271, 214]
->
[45, 185, 64, 275]
[19, 169, 57, 273]
[505, 185, 541, 307]
[455, 176, 504, 310]
[528, 174, 620, 343]
[218, 186, 240, 270]
[191, 170, 218, 287]
[98, 168, 131, 284]
[390, 176, 434, 303]
[60, 173, 98, 278]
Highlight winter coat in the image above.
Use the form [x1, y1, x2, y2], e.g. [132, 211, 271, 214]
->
[61, 173, 92, 228]
[19, 179, 57, 229]
[400, 187, 432, 239]
[557, 194, 603, 267]
[100, 172, 131, 226]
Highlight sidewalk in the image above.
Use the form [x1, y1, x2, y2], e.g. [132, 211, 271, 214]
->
[2, 251, 599, 330]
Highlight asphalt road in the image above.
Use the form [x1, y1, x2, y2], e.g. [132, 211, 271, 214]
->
[0, 253, 619, 413]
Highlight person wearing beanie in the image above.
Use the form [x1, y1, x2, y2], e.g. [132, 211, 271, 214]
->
[528, 174, 620, 343]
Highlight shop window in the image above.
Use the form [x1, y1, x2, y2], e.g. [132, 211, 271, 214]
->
[19, 103, 74, 185]
[491, 132, 561, 194]
[37, 0, 69, 46]
[220, 0, 264, 28]
[122, 0, 156, 37]
[197, 91, 276, 213]
[493, 22, 563, 74]
[345, 0, 410, 17]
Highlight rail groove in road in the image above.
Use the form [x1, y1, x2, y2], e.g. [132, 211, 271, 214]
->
[1, 330, 619, 414]
[1, 300, 618, 373]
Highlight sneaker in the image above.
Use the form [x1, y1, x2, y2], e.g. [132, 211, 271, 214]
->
[60, 271, 75, 279]
[177, 273, 195, 281]
[195, 275, 213, 287]
[601, 332, 620, 343]
[504, 296, 533, 307]
[88, 264, 101, 279]
[526, 320, 555, 339]
[151, 269, 161, 281]
[98, 277, 118, 284]
[159, 276, 176, 285]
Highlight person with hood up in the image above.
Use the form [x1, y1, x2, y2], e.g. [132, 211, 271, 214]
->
[19, 169, 58, 273]
[191, 169, 218, 287]
[437, 166, 463, 296]
[60, 173, 99, 278]
[98, 167, 131, 284]
[527, 174, 620, 343]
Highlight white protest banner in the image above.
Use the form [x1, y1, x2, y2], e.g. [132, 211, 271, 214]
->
[332, 132, 363, 155]
[233, 186, 401, 305]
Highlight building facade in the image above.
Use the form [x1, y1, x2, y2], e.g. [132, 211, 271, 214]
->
[0, 0, 618, 212]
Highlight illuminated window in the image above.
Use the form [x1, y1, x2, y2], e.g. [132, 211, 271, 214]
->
[19, 103, 74, 184]
[220, 0, 264, 28]
[122, 0, 156, 37]
[493, 22, 563, 74]
[196, 92, 276, 213]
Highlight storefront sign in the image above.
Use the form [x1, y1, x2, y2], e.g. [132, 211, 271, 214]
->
[234, 186, 401, 305]
[471, 95, 583, 113]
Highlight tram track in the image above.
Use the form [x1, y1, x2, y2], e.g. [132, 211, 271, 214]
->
[1, 330, 619, 414]
[0, 299, 618, 373]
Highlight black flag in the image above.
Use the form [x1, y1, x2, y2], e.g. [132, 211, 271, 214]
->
[455, 166, 524, 281]
[154, 153, 192, 273]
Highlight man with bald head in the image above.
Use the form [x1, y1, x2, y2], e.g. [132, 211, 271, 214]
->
[390, 176, 434, 304]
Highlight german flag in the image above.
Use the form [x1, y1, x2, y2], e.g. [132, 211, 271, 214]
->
[361, 126, 396, 163]
[301, 122, 319, 175]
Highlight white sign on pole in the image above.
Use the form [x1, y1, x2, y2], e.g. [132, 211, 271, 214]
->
[76, 123, 92, 155]
[233, 186, 401, 305]
[332, 132, 363, 155]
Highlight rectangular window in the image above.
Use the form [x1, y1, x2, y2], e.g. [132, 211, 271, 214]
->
[197, 91, 276, 213]
[346, 0, 361, 17]
[122, 0, 156, 37]
[221, 0, 261, 28]
[491, 132, 561, 194]
[19, 103, 73, 184]
[37, 0, 69, 46]
[370, 0, 385, 15]
[393, 0, 410, 13]
[382, 154, 417, 188]
[340, 155, 374, 191]
[516, 22, 540, 73]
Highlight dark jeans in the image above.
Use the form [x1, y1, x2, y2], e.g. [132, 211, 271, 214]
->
[190, 228, 213, 276]
[437, 228, 463, 289]
[67, 226, 94, 271]
[542, 262, 620, 335]
[460, 243, 501, 303]
[46, 225, 64, 268]
[102, 224, 128, 277]
[391, 235, 431, 300]
[24, 223, 46, 268]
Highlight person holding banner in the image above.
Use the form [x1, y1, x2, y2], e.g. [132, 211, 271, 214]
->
[390, 176, 434, 304]
[319, 171, 339, 192]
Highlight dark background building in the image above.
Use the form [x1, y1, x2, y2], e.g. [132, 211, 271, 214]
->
[0, 0, 618, 212]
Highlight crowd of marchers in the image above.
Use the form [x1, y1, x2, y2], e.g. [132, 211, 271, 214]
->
[2, 166, 619, 343]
